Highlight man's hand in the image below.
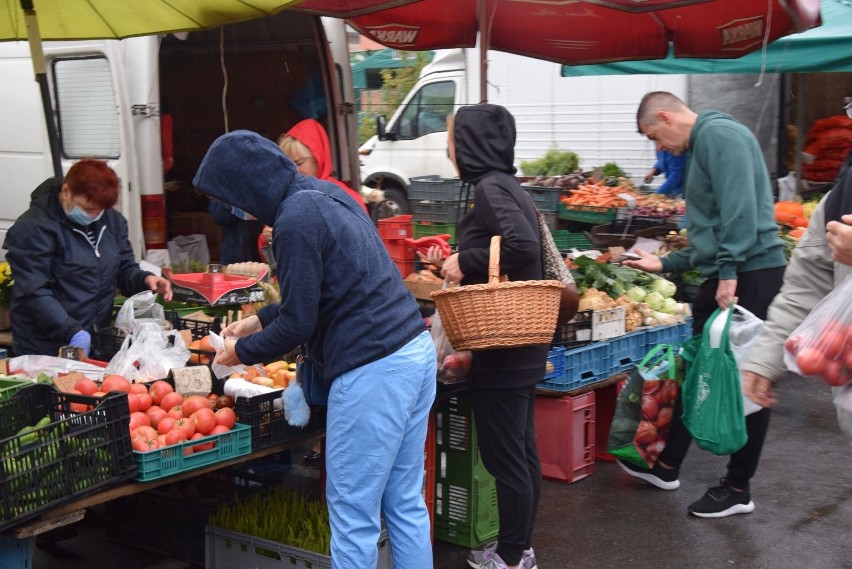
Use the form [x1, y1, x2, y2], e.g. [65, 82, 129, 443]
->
[644, 168, 657, 184]
[622, 249, 663, 273]
[742, 371, 778, 408]
[145, 275, 173, 301]
[715, 279, 737, 310]
[826, 214, 852, 266]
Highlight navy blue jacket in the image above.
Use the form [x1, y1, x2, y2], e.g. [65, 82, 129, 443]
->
[193, 130, 424, 381]
[3, 178, 152, 356]
[453, 104, 548, 389]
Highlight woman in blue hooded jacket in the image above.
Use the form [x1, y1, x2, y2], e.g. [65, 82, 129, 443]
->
[192, 131, 436, 569]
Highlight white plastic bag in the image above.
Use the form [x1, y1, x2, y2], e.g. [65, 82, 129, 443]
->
[106, 325, 190, 381]
[706, 304, 764, 415]
[115, 291, 166, 334]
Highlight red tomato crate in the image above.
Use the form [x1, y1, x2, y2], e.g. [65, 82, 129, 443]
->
[534, 392, 596, 483]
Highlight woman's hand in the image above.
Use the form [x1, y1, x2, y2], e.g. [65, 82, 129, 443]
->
[420, 244, 445, 268]
[622, 249, 663, 273]
[215, 338, 242, 367]
[145, 275, 173, 301]
[221, 314, 262, 339]
[742, 371, 777, 408]
[440, 252, 464, 284]
[826, 214, 852, 266]
[261, 225, 273, 247]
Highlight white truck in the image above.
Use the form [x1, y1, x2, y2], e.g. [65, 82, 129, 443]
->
[358, 48, 688, 213]
[0, 15, 359, 262]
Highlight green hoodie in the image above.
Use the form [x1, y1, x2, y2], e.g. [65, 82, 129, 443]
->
[661, 110, 786, 280]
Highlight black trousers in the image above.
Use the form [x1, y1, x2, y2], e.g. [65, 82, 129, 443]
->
[471, 386, 541, 566]
[658, 265, 786, 489]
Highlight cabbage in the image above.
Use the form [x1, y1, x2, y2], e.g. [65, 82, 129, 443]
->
[661, 297, 680, 314]
[651, 278, 677, 298]
[645, 291, 665, 311]
[626, 286, 647, 302]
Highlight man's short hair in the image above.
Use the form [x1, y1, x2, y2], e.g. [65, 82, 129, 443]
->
[637, 91, 688, 133]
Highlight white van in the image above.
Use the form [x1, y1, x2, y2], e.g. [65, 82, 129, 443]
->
[0, 15, 358, 262]
[358, 48, 688, 213]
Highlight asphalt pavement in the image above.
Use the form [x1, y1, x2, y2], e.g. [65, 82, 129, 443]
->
[29, 376, 852, 569]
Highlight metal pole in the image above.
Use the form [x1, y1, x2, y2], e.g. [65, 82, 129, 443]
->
[21, 0, 62, 178]
[478, 0, 489, 103]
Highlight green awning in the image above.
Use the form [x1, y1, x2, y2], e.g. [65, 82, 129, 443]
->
[562, 0, 852, 76]
[352, 48, 422, 89]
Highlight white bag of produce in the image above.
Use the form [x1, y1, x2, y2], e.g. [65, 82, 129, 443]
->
[707, 304, 764, 416]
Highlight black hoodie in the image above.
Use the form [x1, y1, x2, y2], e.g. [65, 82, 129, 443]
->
[453, 104, 548, 389]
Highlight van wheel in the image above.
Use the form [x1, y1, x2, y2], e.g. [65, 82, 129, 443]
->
[371, 187, 411, 222]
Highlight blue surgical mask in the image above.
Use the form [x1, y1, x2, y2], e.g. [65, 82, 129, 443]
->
[66, 205, 103, 226]
[230, 206, 256, 221]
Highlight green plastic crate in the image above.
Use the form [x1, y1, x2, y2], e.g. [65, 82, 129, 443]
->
[0, 378, 32, 402]
[550, 229, 592, 251]
[434, 395, 499, 548]
[414, 221, 456, 244]
[134, 423, 252, 481]
[557, 203, 617, 224]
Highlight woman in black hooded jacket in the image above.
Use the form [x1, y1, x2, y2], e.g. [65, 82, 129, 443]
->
[434, 104, 544, 569]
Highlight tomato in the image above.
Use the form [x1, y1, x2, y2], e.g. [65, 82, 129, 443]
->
[656, 406, 673, 430]
[215, 395, 235, 409]
[796, 347, 827, 376]
[74, 377, 99, 396]
[129, 382, 149, 395]
[659, 380, 679, 406]
[160, 391, 184, 412]
[167, 406, 184, 419]
[191, 408, 217, 435]
[820, 359, 848, 387]
[165, 428, 187, 446]
[66, 389, 89, 413]
[173, 417, 196, 439]
[101, 375, 132, 393]
[641, 395, 659, 421]
[642, 381, 661, 396]
[210, 424, 231, 435]
[137, 392, 153, 412]
[148, 380, 174, 405]
[127, 393, 142, 414]
[191, 432, 215, 452]
[634, 420, 658, 444]
[132, 435, 159, 452]
[145, 405, 168, 429]
[214, 407, 237, 430]
[157, 416, 178, 435]
[819, 322, 846, 360]
[181, 395, 212, 418]
[784, 335, 799, 355]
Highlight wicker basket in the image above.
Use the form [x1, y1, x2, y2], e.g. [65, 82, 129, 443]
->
[430, 236, 564, 351]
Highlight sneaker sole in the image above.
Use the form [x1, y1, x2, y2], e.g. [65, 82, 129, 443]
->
[617, 460, 680, 490]
[689, 500, 755, 519]
[468, 556, 537, 569]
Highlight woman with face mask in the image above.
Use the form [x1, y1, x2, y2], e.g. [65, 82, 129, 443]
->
[3, 158, 172, 357]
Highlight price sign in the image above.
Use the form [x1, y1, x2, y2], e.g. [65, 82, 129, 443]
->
[169, 366, 212, 395]
[53, 372, 87, 393]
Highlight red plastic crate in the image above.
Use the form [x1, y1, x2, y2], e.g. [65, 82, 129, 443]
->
[424, 410, 436, 542]
[391, 255, 415, 278]
[377, 214, 413, 241]
[534, 392, 595, 483]
[593, 382, 620, 462]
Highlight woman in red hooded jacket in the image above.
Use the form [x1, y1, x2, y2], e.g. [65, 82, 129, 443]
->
[260, 119, 369, 252]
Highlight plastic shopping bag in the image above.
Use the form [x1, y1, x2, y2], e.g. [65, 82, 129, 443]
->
[114, 291, 166, 334]
[430, 311, 472, 383]
[106, 326, 190, 381]
[720, 304, 764, 415]
[607, 343, 680, 468]
[681, 306, 748, 456]
[784, 273, 852, 387]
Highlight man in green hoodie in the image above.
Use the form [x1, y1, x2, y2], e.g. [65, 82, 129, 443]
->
[622, 91, 787, 519]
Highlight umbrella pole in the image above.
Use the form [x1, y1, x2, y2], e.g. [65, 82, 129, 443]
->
[478, 0, 489, 103]
[21, 0, 62, 178]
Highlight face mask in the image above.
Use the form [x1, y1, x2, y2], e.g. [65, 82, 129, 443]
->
[230, 206, 256, 221]
[66, 205, 103, 226]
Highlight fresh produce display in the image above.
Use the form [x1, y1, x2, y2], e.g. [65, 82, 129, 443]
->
[626, 194, 685, 218]
[523, 171, 586, 190]
[223, 262, 270, 278]
[774, 201, 809, 229]
[519, 148, 579, 177]
[560, 180, 644, 208]
[649, 229, 689, 256]
[209, 485, 331, 555]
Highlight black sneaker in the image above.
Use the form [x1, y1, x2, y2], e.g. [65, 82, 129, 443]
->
[616, 458, 680, 490]
[688, 479, 755, 518]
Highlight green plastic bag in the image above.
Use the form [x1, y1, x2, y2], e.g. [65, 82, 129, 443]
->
[681, 306, 748, 455]
[607, 343, 680, 468]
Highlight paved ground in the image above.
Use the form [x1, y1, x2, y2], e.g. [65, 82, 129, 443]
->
[28, 377, 852, 569]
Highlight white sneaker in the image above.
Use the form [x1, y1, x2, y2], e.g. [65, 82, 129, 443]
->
[468, 541, 537, 569]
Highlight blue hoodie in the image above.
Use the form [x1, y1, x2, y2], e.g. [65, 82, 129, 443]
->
[192, 131, 424, 381]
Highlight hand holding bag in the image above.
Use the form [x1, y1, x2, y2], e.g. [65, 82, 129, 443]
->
[681, 306, 748, 455]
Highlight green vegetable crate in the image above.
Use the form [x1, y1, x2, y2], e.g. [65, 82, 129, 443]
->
[434, 395, 499, 548]
[134, 423, 252, 481]
[0, 378, 32, 402]
[205, 526, 392, 569]
[414, 221, 456, 244]
[0, 384, 136, 532]
[557, 203, 617, 224]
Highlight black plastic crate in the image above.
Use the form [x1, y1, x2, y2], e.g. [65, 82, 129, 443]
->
[91, 326, 127, 361]
[409, 176, 463, 202]
[0, 384, 136, 531]
[522, 186, 562, 211]
[552, 310, 593, 347]
[234, 390, 326, 451]
[411, 200, 465, 224]
[168, 310, 221, 341]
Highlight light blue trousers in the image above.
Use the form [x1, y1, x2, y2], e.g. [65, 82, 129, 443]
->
[326, 331, 437, 569]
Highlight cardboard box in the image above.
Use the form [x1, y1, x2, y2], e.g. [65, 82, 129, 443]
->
[403, 280, 442, 301]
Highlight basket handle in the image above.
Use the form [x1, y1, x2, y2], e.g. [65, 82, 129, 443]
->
[488, 235, 502, 286]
